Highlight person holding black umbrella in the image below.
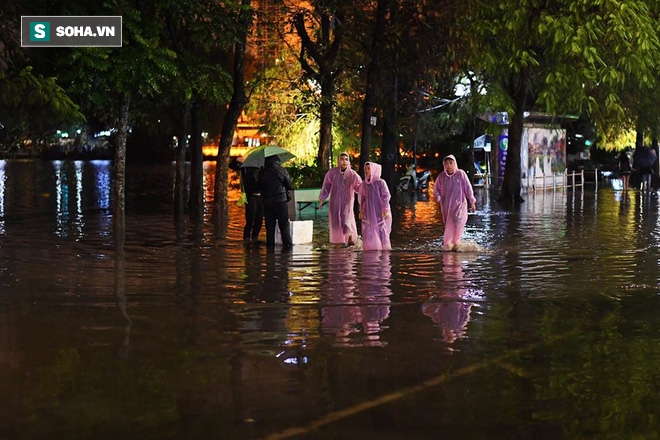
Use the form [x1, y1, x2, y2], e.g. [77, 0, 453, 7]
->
[258, 155, 294, 249]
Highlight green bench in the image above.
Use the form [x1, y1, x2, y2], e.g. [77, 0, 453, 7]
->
[294, 188, 325, 215]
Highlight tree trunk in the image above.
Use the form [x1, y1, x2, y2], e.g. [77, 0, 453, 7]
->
[113, 94, 130, 240]
[382, 114, 397, 194]
[318, 79, 333, 170]
[114, 221, 130, 360]
[189, 95, 204, 219]
[381, 61, 398, 194]
[467, 117, 476, 184]
[113, 94, 130, 358]
[652, 131, 659, 185]
[359, 0, 388, 176]
[500, 73, 528, 204]
[292, 6, 343, 171]
[175, 104, 190, 217]
[636, 119, 644, 149]
[360, 72, 376, 176]
[467, 78, 479, 184]
[213, 0, 252, 239]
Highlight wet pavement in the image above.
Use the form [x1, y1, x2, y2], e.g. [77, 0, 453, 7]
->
[2, 160, 660, 438]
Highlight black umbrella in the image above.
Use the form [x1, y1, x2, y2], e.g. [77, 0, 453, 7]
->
[633, 146, 657, 169]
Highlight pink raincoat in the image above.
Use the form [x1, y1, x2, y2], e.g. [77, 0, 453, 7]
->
[358, 162, 392, 251]
[433, 155, 475, 250]
[320, 158, 362, 244]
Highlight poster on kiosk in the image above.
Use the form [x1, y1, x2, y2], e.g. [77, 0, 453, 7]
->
[521, 126, 567, 185]
[497, 126, 566, 187]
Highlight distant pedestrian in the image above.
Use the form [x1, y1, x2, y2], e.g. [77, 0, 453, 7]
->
[230, 157, 263, 243]
[319, 152, 362, 248]
[357, 162, 392, 251]
[633, 145, 656, 191]
[433, 155, 476, 251]
[258, 156, 294, 249]
[617, 150, 632, 191]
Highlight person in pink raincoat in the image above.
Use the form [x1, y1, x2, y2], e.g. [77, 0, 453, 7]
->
[358, 162, 392, 251]
[434, 154, 476, 251]
[319, 152, 362, 247]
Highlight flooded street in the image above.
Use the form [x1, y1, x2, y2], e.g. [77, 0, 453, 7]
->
[2, 160, 660, 438]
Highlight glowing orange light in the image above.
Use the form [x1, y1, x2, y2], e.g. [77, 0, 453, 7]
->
[231, 146, 251, 157]
[202, 145, 218, 157]
[435, 153, 440, 158]
[202, 144, 252, 158]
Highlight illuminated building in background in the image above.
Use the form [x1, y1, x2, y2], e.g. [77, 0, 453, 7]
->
[203, 0, 302, 159]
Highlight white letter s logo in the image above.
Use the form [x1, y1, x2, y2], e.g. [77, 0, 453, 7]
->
[35, 24, 46, 39]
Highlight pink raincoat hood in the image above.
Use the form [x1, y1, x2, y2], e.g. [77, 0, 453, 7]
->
[443, 155, 458, 176]
[365, 162, 382, 184]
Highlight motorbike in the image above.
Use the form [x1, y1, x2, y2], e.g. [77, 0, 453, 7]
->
[397, 165, 430, 192]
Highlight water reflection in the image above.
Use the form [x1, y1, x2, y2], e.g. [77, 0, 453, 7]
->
[6, 161, 660, 438]
[91, 160, 111, 210]
[322, 250, 391, 347]
[114, 239, 131, 360]
[422, 252, 473, 344]
[0, 160, 5, 235]
[53, 160, 69, 237]
[322, 249, 358, 345]
[75, 161, 84, 236]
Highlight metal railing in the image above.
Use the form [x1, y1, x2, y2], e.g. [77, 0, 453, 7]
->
[523, 169, 590, 191]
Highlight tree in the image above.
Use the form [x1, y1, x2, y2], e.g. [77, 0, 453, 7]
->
[0, 3, 83, 152]
[356, 0, 388, 176]
[159, 0, 238, 219]
[213, 0, 254, 237]
[291, 1, 345, 170]
[68, 0, 177, 237]
[468, 0, 660, 203]
[344, 0, 466, 188]
[246, 52, 357, 167]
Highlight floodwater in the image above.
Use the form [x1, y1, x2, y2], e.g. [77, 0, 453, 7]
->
[2, 160, 660, 439]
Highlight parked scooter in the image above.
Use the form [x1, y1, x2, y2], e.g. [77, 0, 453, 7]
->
[398, 164, 430, 192]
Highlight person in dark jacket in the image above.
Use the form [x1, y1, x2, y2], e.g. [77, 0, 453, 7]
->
[633, 145, 657, 191]
[258, 155, 294, 248]
[230, 157, 264, 242]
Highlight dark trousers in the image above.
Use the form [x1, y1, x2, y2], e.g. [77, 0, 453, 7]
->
[244, 195, 264, 240]
[264, 201, 293, 247]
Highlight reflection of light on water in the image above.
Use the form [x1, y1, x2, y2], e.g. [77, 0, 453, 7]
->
[92, 161, 111, 235]
[75, 161, 84, 237]
[54, 161, 69, 237]
[0, 160, 5, 235]
[203, 162, 215, 221]
[92, 160, 111, 209]
[52, 161, 86, 238]
[284, 250, 322, 352]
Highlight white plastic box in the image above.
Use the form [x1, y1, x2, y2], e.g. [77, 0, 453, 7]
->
[275, 220, 314, 244]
